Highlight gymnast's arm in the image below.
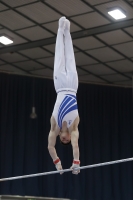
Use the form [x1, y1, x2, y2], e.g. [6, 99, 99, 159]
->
[71, 129, 79, 160]
[70, 117, 80, 161]
[70, 117, 80, 174]
[48, 117, 63, 173]
[48, 117, 58, 161]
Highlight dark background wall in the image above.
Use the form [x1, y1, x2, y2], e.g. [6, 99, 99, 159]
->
[0, 73, 132, 200]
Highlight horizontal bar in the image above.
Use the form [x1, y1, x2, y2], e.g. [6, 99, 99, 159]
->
[0, 157, 133, 182]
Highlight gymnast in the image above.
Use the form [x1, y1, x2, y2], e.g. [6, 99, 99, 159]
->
[48, 17, 80, 175]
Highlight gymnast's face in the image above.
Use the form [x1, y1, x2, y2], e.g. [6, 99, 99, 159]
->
[59, 131, 71, 144]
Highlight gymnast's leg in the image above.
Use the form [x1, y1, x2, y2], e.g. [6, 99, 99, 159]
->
[53, 17, 66, 93]
[64, 19, 78, 92]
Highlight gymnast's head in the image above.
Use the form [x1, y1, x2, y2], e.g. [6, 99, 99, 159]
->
[59, 130, 71, 146]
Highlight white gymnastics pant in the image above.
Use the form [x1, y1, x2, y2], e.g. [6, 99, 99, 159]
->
[53, 28, 78, 93]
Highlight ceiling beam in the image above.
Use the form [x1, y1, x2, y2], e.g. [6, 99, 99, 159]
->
[0, 19, 133, 54]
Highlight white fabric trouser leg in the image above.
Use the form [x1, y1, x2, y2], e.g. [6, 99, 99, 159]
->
[53, 28, 78, 93]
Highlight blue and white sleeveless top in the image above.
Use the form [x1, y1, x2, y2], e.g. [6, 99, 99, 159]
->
[52, 91, 78, 129]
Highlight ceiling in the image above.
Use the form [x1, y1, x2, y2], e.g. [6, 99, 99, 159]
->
[0, 0, 133, 87]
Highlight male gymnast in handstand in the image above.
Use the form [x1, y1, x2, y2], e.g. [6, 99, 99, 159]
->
[48, 17, 80, 175]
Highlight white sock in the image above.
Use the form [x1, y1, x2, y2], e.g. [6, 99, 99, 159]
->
[65, 19, 70, 32]
[58, 16, 66, 33]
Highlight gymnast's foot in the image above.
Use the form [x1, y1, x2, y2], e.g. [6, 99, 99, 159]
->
[65, 19, 70, 32]
[58, 16, 66, 32]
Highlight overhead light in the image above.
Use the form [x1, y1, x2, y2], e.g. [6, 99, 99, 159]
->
[0, 36, 13, 45]
[108, 8, 126, 20]
[30, 78, 37, 119]
[30, 107, 37, 119]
